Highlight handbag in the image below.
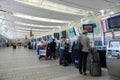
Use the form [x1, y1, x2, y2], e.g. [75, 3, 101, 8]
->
[74, 36, 83, 51]
[74, 43, 80, 50]
[74, 42, 82, 51]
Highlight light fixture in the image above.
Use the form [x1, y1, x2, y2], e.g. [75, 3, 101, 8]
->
[100, 10, 105, 16]
[14, 0, 89, 16]
[14, 21, 61, 28]
[13, 13, 70, 23]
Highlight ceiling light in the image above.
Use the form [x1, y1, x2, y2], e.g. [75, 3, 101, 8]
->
[15, 29, 50, 32]
[13, 13, 70, 23]
[15, 0, 89, 16]
[15, 26, 53, 31]
[99, 10, 105, 16]
[14, 21, 61, 28]
[109, 12, 114, 14]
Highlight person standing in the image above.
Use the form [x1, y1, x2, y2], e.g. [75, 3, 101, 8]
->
[63, 40, 70, 66]
[59, 36, 66, 65]
[50, 39, 56, 60]
[78, 30, 90, 75]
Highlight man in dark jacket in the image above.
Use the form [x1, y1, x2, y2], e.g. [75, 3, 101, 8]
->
[50, 39, 56, 60]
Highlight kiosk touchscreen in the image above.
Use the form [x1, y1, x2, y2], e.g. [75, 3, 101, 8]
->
[109, 40, 120, 49]
[106, 39, 120, 80]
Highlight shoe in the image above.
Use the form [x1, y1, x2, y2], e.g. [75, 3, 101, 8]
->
[79, 72, 82, 74]
[83, 72, 87, 75]
[59, 63, 63, 65]
[79, 70, 82, 74]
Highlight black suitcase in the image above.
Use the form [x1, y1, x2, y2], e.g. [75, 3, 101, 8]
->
[74, 60, 79, 68]
[13, 45, 16, 49]
[89, 47, 101, 76]
[89, 62, 101, 76]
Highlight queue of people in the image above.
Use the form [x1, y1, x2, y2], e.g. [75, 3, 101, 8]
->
[58, 30, 92, 75]
[21, 30, 101, 76]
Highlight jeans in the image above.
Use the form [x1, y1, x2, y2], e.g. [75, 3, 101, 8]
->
[59, 49, 64, 64]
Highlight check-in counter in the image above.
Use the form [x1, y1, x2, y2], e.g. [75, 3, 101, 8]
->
[99, 50, 107, 68]
[106, 39, 120, 80]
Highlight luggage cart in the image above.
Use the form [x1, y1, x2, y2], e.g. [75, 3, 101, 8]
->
[38, 44, 50, 60]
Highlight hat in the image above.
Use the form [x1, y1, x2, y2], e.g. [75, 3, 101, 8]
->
[82, 30, 88, 34]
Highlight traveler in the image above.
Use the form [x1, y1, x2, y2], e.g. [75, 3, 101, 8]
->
[78, 30, 90, 75]
[63, 40, 70, 66]
[59, 36, 66, 65]
[50, 39, 56, 60]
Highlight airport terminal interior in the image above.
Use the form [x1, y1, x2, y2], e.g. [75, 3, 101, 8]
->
[0, 0, 120, 80]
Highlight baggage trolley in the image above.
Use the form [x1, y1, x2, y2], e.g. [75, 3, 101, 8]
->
[39, 48, 50, 60]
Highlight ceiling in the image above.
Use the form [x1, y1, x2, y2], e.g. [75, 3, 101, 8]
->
[0, 0, 119, 39]
[49, 0, 120, 11]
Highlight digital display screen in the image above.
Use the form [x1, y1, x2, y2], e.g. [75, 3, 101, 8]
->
[61, 30, 67, 37]
[68, 27, 76, 37]
[83, 24, 93, 33]
[109, 40, 120, 48]
[107, 13, 120, 30]
[54, 33, 59, 40]
[73, 27, 79, 36]
[108, 16, 120, 28]
[46, 35, 49, 40]
[42, 36, 46, 41]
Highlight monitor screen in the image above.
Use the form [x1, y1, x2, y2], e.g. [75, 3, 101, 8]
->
[107, 13, 120, 30]
[83, 24, 94, 33]
[46, 35, 49, 40]
[42, 36, 46, 41]
[54, 33, 59, 40]
[68, 27, 76, 37]
[61, 30, 67, 37]
[73, 27, 79, 36]
[109, 40, 120, 48]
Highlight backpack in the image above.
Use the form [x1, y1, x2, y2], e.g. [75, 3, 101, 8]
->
[74, 36, 82, 51]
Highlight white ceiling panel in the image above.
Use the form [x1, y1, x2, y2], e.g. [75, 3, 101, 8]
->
[0, 0, 119, 39]
[15, 28, 50, 32]
[11, 16, 66, 26]
[48, 0, 119, 11]
[15, 24, 60, 29]
[0, 0, 83, 21]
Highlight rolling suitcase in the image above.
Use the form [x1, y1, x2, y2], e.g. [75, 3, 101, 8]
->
[90, 62, 101, 76]
[89, 47, 101, 76]
[13, 45, 16, 49]
[74, 60, 79, 68]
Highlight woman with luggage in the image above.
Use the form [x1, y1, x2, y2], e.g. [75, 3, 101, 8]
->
[78, 30, 90, 75]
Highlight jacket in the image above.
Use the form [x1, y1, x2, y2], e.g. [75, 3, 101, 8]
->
[79, 35, 90, 52]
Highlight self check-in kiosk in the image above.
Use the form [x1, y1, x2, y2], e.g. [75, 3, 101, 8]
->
[106, 39, 120, 80]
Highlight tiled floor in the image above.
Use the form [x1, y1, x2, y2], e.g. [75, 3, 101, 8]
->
[0, 47, 110, 80]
